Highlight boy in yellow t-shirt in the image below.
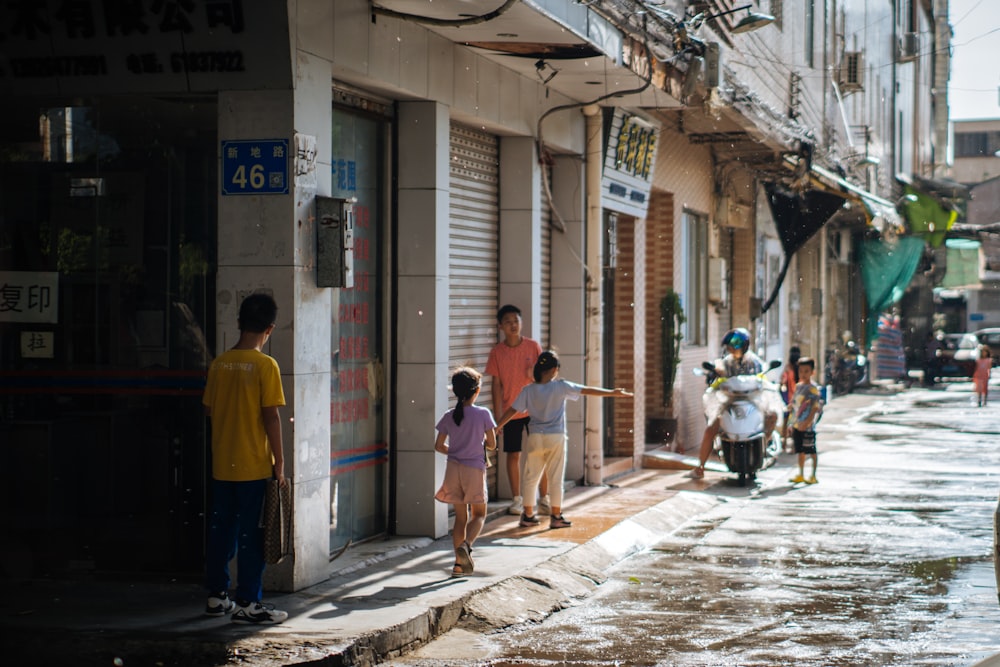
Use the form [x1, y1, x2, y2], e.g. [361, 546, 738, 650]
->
[202, 292, 288, 624]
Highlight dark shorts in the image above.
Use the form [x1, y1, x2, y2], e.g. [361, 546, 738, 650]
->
[792, 429, 817, 455]
[502, 417, 531, 453]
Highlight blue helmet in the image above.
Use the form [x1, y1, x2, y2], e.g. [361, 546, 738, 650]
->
[722, 328, 751, 351]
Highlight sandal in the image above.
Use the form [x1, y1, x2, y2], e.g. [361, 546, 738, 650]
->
[455, 542, 474, 573]
[451, 562, 465, 577]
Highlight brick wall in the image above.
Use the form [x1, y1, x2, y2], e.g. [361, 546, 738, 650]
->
[650, 129, 715, 453]
[731, 227, 755, 327]
[644, 189, 674, 423]
[611, 215, 642, 459]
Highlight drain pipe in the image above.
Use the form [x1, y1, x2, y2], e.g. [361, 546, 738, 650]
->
[583, 104, 604, 486]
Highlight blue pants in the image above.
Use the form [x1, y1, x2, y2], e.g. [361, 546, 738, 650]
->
[205, 478, 267, 604]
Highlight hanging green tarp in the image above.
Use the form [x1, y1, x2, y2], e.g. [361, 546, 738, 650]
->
[899, 184, 957, 248]
[860, 236, 925, 343]
[940, 238, 981, 288]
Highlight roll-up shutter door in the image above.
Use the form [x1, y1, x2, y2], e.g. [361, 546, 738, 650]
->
[448, 124, 500, 383]
[540, 166, 553, 349]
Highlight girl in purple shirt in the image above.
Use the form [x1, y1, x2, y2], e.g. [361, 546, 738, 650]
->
[434, 367, 497, 577]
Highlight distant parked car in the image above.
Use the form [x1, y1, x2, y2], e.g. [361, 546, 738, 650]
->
[973, 328, 1000, 366]
[933, 333, 979, 379]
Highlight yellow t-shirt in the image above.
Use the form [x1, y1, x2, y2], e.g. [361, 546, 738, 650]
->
[203, 348, 286, 481]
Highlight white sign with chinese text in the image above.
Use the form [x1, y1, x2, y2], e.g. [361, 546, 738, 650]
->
[21, 331, 55, 358]
[601, 109, 660, 219]
[0, 271, 59, 323]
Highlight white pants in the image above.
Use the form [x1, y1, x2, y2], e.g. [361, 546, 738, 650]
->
[521, 432, 566, 508]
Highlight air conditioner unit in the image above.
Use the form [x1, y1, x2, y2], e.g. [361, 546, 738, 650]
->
[838, 52, 864, 93]
[715, 196, 750, 229]
[898, 32, 919, 62]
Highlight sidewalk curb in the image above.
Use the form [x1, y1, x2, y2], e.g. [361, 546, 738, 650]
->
[1, 485, 719, 667]
[461, 491, 718, 629]
[331, 491, 719, 666]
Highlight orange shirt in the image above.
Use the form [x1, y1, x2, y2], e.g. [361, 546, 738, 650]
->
[485, 337, 542, 418]
[781, 366, 797, 404]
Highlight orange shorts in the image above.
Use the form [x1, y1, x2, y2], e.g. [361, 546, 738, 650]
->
[434, 460, 488, 505]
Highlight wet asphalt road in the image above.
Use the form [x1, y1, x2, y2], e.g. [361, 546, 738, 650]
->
[392, 385, 1000, 666]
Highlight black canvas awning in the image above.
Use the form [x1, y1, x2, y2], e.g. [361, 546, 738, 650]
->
[765, 183, 848, 256]
[760, 183, 848, 314]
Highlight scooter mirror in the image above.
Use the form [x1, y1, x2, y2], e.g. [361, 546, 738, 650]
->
[768, 359, 781, 370]
[702, 361, 716, 372]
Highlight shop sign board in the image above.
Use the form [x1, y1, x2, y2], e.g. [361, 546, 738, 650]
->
[21, 332, 55, 359]
[0, 271, 58, 324]
[602, 109, 660, 219]
[0, 0, 291, 95]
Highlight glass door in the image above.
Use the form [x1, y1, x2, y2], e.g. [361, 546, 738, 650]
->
[329, 106, 388, 553]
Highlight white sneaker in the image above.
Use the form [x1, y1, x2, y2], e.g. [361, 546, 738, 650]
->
[507, 496, 523, 515]
[231, 601, 288, 624]
[204, 591, 235, 617]
[537, 495, 552, 515]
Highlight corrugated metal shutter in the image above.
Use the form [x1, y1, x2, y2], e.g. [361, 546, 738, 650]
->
[540, 165, 553, 349]
[448, 123, 499, 375]
[449, 123, 499, 494]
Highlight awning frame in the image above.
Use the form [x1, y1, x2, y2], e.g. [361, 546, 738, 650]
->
[810, 164, 903, 232]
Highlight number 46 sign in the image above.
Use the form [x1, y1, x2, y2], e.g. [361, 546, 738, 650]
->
[221, 139, 289, 195]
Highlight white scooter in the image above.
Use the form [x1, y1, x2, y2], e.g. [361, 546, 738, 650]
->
[696, 360, 783, 487]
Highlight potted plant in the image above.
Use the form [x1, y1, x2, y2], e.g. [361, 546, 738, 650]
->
[647, 289, 685, 447]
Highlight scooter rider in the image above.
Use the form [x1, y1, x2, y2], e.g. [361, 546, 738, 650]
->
[689, 328, 781, 479]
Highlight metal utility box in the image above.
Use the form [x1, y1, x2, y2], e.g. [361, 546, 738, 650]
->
[316, 196, 355, 288]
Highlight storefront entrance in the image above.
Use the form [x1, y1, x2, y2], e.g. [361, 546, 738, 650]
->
[329, 100, 389, 553]
[0, 96, 217, 576]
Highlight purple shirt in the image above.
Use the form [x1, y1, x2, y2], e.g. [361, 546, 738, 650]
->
[436, 404, 497, 470]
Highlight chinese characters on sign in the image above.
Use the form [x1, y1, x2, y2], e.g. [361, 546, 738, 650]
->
[0, 272, 58, 324]
[4, 0, 245, 41]
[21, 331, 55, 359]
[613, 117, 656, 180]
[333, 159, 357, 192]
[294, 133, 317, 190]
[601, 109, 660, 219]
[2, 0, 248, 78]
[331, 203, 373, 425]
[221, 139, 289, 195]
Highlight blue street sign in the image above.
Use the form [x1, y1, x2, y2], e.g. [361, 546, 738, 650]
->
[221, 139, 289, 195]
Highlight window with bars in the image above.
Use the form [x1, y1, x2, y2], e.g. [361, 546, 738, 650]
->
[682, 209, 709, 346]
[954, 131, 1000, 158]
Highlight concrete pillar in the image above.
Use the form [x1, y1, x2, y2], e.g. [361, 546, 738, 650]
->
[395, 101, 451, 538]
[583, 105, 604, 485]
[217, 77, 333, 592]
[549, 153, 586, 483]
[495, 136, 542, 498]
[819, 225, 829, 382]
[498, 136, 543, 338]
